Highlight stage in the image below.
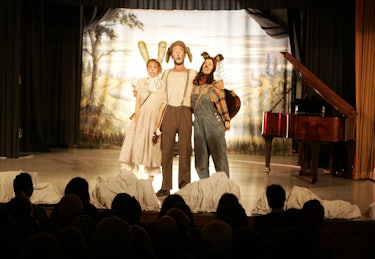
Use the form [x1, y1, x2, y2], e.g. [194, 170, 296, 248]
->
[0, 147, 374, 216]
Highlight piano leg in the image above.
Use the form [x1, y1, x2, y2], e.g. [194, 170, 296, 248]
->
[263, 135, 274, 173]
[300, 141, 321, 184]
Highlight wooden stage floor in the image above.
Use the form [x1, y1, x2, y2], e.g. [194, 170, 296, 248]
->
[1, 147, 374, 216]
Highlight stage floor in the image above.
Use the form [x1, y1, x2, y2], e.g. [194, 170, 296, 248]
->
[1, 147, 374, 216]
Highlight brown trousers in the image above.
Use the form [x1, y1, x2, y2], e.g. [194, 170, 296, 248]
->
[160, 106, 192, 190]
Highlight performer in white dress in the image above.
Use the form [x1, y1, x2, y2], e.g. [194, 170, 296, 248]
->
[119, 41, 167, 183]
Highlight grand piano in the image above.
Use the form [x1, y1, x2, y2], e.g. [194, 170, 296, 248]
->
[262, 52, 356, 184]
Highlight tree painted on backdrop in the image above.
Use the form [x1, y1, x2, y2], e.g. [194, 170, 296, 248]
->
[82, 9, 143, 124]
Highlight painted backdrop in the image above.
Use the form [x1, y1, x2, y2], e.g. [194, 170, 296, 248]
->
[80, 9, 292, 155]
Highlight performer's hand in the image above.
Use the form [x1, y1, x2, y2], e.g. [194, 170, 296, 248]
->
[224, 121, 230, 131]
[214, 80, 224, 90]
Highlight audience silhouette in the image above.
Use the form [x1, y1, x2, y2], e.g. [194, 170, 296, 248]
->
[0, 178, 356, 258]
[215, 192, 248, 230]
[12, 172, 49, 228]
[253, 184, 287, 228]
[63, 177, 99, 223]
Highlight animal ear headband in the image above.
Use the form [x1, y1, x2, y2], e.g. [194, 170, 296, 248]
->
[201, 51, 224, 63]
[201, 52, 225, 80]
[165, 40, 193, 63]
[138, 41, 167, 64]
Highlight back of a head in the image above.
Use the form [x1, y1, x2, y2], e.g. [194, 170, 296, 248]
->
[150, 215, 178, 248]
[93, 216, 133, 258]
[216, 193, 248, 229]
[158, 194, 186, 218]
[64, 177, 90, 204]
[200, 219, 233, 251]
[57, 194, 83, 221]
[165, 207, 191, 235]
[111, 193, 142, 225]
[303, 199, 325, 227]
[266, 184, 286, 210]
[13, 172, 33, 197]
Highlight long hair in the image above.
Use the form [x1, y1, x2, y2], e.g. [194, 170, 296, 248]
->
[193, 57, 217, 85]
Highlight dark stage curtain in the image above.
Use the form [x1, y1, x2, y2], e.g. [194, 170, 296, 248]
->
[0, 0, 22, 158]
[1, 0, 82, 157]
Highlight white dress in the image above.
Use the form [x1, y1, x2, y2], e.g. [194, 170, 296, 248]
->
[119, 77, 166, 175]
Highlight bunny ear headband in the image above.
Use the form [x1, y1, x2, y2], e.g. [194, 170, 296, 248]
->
[138, 41, 167, 64]
[165, 40, 193, 63]
[201, 51, 224, 62]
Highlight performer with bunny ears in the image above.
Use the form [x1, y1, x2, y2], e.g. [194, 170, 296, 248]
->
[119, 41, 167, 184]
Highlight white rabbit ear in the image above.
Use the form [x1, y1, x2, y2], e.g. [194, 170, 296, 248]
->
[138, 41, 150, 63]
[157, 41, 167, 63]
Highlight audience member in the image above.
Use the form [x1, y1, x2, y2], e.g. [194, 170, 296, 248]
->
[56, 225, 90, 259]
[157, 193, 186, 219]
[165, 207, 197, 257]
[6, 195, 33, 221]
[63, 177, 99, 222]
[92, 216, 133, 259]
[148, 215, 179, 259]
[131, 224, 155, 259]
[48, 194, 83, 235]
[111, 192, 143, 226]
[253, 184, 286, 228]
[303, 199, 333, 258]
[215, 193, 248, 230]
[198, 219, 233, 259]
[12, 172, 49, 228]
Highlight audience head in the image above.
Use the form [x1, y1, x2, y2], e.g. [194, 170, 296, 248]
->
[92, 216, 133, 258]
[13, 172, 34, 197]
[266, 184, 286, 210]
[111, 193, 142, 225]
[149, 215, 178, 257]
[200, 219, 233, 258]
[216, 193, 248, 229]
[158, 194, 186, 219]
[64, 177, 91, 204]
[57, 194, 83, 221]
[303, 199, 325, 227]
[56, 225, 88, 258]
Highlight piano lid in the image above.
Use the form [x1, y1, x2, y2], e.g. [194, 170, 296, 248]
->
[281, 52, 357, 118]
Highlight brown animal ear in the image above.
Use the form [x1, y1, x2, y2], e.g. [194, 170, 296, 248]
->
[185, 47, 193, 62]
[215, 54, 224, 62]
[165, 45, 172, 63]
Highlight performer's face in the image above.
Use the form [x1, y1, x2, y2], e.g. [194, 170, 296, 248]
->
[202, 59, 215, 75]
[147, 60, 161, 78]
[172, 46, 185, 65]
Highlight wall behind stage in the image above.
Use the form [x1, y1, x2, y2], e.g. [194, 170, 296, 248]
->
[80, 9, 292, 155]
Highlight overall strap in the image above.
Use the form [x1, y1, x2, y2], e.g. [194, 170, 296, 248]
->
[165, 69, 190, 106]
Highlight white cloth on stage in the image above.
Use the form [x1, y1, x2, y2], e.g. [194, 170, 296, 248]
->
[252, 185, 362, 219]
[175, 172, 241, 213]
[0, 170, 62, 204]
[91, 170, 160, 211]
